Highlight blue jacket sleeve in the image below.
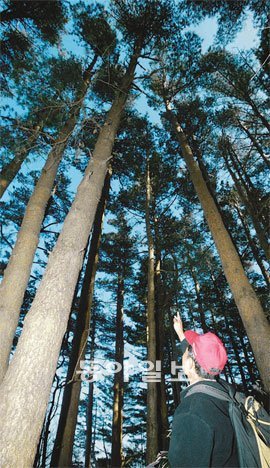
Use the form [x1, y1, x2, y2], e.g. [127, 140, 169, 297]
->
[168, 412, 214, 467]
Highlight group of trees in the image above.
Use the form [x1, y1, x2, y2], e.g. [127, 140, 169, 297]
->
[0, 0, 269, 466]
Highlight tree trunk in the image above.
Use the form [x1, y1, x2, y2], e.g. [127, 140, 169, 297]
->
[167, 339, 180, 409]
[237, 120, 270, 168]
[245, 95, 270, 133]
[85, 316, 96, 468]
[0, 124, 41, 198]
[155, 258, 169, 451]
[224, 315, 248, 392]
[186, 253, 208, 333]
[111, 274, 124, 468]
[50, 170, 110, 467]
[0, 57, 98, 383]
[209, 274, 249, 391]
[234, 203, 270, 286]
[145, 161, 158, 464]
[0, 52, 138, 467]
[165, 101, 270, 392]
[222, 148, 269, 260]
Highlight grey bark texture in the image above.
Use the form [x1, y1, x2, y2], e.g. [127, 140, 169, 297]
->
[0, 53, 137, 467]
[0, 62, 96, 383]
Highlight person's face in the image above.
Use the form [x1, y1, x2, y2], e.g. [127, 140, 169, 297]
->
[182, 348, 190, 376]
[182, 348, 195, 378]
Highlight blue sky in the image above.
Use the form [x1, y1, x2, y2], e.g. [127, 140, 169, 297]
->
[1, 6, 263, 464]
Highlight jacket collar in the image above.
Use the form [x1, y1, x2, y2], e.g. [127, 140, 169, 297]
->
[180, 378, 218, 399]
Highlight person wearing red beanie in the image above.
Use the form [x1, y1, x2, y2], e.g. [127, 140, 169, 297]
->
[168, 312, 239, 467]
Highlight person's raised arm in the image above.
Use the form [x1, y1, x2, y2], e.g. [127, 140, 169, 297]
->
[173, 311, 185, 341]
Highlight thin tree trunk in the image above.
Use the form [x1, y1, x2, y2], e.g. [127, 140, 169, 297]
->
[0, 57, 98, 383]
[111, 274, 124, 468]
[186, 254, 208, 333]
[155, 258, 169, 451]
[85, 316, 96, 468]
[0, 51, 138, 467]
[222, 148, 269, 260]
[50, 170, 111, 467]
[237, 120, 270, 168]
[0, 125, 42, 198]
[167, 339, 180, 409]
[209, 312, 235, 384]
[237, 330, 257, 384]
[209, 275, 249, 391]
[229, 144, 269, 235]
[34, 374, 61, 468]
[245, 96, 270, 133]
[145, 161, 158, 464]
[234, 203, 270, 286]
[229, 144, 255, 193]
[224, 315, 248, 392]
[165, 101, 270, 392]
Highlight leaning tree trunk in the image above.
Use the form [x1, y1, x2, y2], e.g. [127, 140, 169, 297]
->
[0, 56, 98, 383]
[111, 273, 124, 468]
[0, 124, 42, 198]
[165, 101, 270, 393]
[50, 170, 110, 467]
[0, 51, 138, 467]
[145, 161, 158, 464]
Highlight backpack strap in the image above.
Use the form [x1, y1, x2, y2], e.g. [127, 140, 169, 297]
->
[184, 383, 232, 402]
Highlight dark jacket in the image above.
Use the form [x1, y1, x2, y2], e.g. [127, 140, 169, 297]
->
[168, 380, 239, 468]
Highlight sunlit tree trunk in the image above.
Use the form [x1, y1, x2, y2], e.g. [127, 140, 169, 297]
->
[165, 101, 270, 392]
[0, 52, 138, 467]
[0, 57, 98, 383]
[145, 160, 158, 464]
[50, 170, 110, 467]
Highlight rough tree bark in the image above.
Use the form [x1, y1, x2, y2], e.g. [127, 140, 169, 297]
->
[0, 56, 98, 383]
[145, 161, 158, 464]
[165, 101, 270, 393]
[50, 170, 110, 467]
[0, 51, 138, 467]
